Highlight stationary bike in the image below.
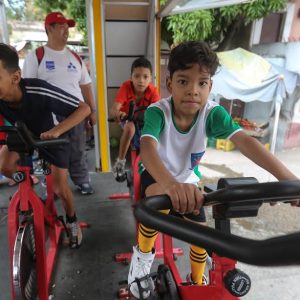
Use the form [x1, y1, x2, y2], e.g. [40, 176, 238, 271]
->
[134, 178, 300, 299]
[0, 121, 70, 300]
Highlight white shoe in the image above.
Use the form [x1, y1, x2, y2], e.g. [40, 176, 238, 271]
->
[128, 246, 155, 299]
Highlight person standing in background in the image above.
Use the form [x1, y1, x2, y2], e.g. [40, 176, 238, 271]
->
[22, 12, 96, 195]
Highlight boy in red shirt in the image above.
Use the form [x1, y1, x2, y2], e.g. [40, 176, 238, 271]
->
[109, 57, 160, 181]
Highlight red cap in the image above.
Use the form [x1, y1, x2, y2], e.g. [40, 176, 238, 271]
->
[44, 12, 75, 28]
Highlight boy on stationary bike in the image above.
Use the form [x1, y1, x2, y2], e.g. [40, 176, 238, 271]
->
[0, 43, 91, 248]
[109, 57, 160, 182]
[128, 41, 299, 299]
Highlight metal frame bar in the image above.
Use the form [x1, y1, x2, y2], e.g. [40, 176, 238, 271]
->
[158, 0, 251, 17]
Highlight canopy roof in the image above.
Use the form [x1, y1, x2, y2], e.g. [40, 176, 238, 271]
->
[210, 48, 298, 104]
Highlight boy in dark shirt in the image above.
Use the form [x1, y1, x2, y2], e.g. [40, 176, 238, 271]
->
[0, 43, 91, 248]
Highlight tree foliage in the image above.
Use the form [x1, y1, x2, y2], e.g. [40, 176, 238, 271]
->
[160, 0, 287, 50]
[5, 0, 87, 44]
[5, 0, 44, 21]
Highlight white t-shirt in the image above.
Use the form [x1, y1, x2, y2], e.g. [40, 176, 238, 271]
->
[22, 46, 91, 101]
[141, 97, 241, 183]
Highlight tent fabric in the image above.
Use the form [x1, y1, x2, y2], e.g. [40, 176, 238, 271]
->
[267, 58, 299, 95]
[217, 48, 271, 86]
[210, 48, 297, 104]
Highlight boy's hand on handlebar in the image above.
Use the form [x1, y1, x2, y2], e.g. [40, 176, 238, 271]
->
[113, 111, 126, 123]
[165, 182, 203, 215]
[40, 129, 60, 140]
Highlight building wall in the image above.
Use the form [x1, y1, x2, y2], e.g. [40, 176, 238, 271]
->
[104, 1, 151, 140]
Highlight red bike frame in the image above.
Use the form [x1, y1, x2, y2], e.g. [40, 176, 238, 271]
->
[8, 164, 63, 300]
[162, 234, 239, 300]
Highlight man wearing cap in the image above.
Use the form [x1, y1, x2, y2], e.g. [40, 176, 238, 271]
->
[23, 12, 96, 195]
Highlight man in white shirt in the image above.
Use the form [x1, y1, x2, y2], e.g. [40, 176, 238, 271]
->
[23, 12, 96, 195]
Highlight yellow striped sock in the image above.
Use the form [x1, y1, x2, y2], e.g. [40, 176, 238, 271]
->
[138, 209, 169, 253]
[190, 245, 207, 285]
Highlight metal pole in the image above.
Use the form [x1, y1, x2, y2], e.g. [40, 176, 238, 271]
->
[0, 0, 9, 43]
[85, 0, 101, 171]
[270, 101, 281, 154]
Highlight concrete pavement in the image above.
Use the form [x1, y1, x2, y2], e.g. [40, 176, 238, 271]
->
[202, 146, 300, 300]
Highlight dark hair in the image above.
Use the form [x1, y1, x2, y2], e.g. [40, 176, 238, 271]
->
[168, 41, 219, 78]
[0, 43, 20, 72]
[131, 57, 152, 74]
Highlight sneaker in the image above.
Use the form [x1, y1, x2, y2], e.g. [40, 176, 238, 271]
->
[186, 273, 208, 286]
[77, 183, 94, 195]
[128, 246, 155, 299]
[67, 221, 82, 249]
[112, 158, 127, 182]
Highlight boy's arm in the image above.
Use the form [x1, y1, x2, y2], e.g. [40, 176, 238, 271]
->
[40, 102, 91, 139]
[109, 102, 126, 122]
[141, 136, 203, 214]
[231, 131, 298, 181]
[80, 83, 97, 126]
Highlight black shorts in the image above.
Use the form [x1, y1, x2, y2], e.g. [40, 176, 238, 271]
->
[39, 132, 70, 169]
[141, 170, 206, 223]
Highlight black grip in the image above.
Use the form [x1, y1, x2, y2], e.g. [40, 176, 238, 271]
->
[2, 121, 69, 153]
[134, 180, 300, 266]
[204, 180, 300, 205]
[15, 121, 36, 148]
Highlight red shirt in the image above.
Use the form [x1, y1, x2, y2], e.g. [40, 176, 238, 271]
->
[115, 80, 160, 114]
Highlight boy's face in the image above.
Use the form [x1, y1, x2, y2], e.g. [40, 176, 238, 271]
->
[0, 61, 21, 101]
[131, 67, 152, 95]
[167, 63, 212, 117]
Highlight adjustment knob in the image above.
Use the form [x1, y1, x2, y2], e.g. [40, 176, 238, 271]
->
[224, 268, 251, 297]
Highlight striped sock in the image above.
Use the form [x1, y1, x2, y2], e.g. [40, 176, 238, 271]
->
[190, 245, 207, 285]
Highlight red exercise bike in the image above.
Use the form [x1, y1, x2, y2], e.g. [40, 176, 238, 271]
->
[134, 178, 300, 299]
[0, 121, 71, 300]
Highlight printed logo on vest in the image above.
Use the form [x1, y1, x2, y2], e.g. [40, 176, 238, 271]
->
[45, 61, 55, 71]
[190, 151, 205, 169]
[67, 62, 77, 72]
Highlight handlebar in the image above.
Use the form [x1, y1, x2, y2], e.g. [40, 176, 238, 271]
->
[0, 121, 69, 154]
[134, 180, 300, 266]
[108, 101, 147, 123]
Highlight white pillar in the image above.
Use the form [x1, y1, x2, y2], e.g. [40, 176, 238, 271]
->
[270, 101, 281, 154]
[0, 1, 9, 43]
